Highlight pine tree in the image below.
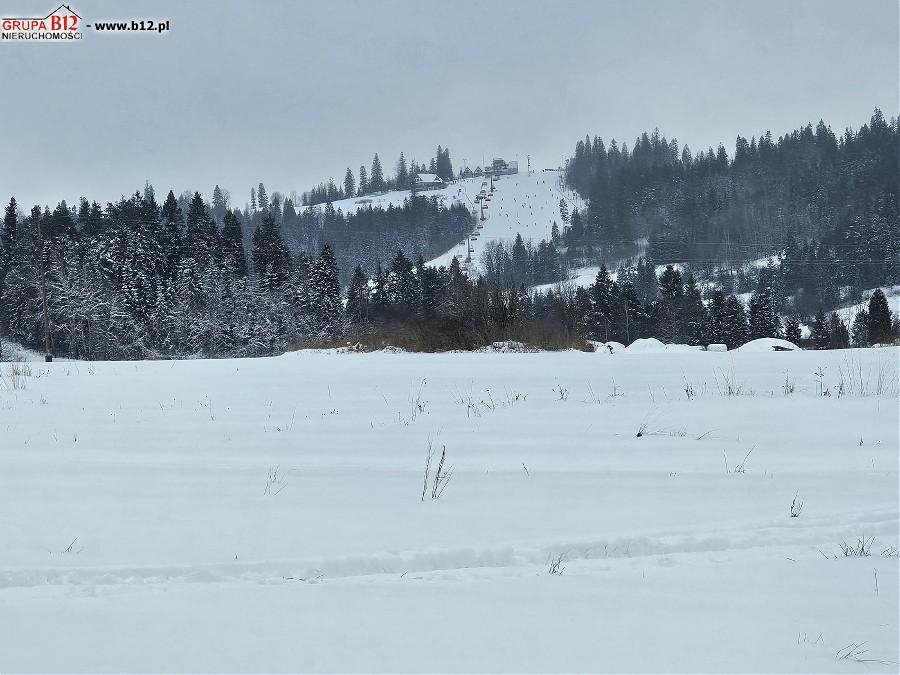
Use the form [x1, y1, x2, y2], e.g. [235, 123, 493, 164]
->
[369, 154, 385, 193]
[723, 295, 749, 348]
[656, 265, 684, 342]
[851, 310, 869, 346]
[828, 312, 849, 349]
[257, 183, 269, 211]
[252, 214, 291, 290]
[681, 273, 707, 345]
[358, 165, 369, 195]
[784, 315, 802, 344]
[160, 190, 183, 279]
[867, 288, 893, 343]
[345, 265, 369, 324]
[3, 197, 17, 249]
[390, 249, 420, 318]
[343, 168, 356, 199]
[311, 244, 342, 336]
[703, 290, 727, 345]
[211, 185, 228, 224]
[811, 309, 830, 349]
[396, 152, 409, 188]
[589, 265, 617, 341]
[184, 192, 218, 263]
[748, 286, 781, 339]
[221, 210, 246, 277]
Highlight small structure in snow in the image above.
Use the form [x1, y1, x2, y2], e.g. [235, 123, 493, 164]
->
[414, 173, 445, 190]
[707, 343, 728, 352]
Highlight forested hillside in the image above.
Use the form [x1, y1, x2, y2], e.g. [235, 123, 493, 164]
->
[563, 109, 899, 314]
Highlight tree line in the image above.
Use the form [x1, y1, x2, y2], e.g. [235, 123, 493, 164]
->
[299, 146, 455, 206]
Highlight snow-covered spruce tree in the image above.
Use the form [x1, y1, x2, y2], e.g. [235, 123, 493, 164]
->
[357, 165, 368, 196]
[211, 185, 228, 225]
[851, 310, 869, 346]
[221, 210, 247, 278]
[588, 265, 617, 342]
[390, 249, 420, 320]
[251, 213, 292, 292]
[656, 265, 684, 343]
[369, 154, 385, 193]
[748, 286, 781, 340]
[2, 197, 18, 249]
[395, 153, 408, 190]
[159, 190, 183, 281]
[681, 273, 707, 345]
[723, 295, 749, 349]
[867, 288, 893, 343]
[345, 264, 370, 325]
[784, 315, 802, 345]
[828, 312, 849, 349]
[704, 290, 727, 345]
[343, 168, 356, 200]
[310, 244, 343, 339]
[184, 192, 219, 267]
[256, 183, 269, 212]
[811, 309, 830, 350]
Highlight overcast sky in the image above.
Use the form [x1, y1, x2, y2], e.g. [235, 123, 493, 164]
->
[2, 0, 897, 210]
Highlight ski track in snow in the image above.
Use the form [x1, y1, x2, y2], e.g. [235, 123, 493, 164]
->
[2, 508, 896, 590]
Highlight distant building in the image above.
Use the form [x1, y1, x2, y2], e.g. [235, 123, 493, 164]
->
[414, 173, 445, 190]
[486, 158, 518, 176]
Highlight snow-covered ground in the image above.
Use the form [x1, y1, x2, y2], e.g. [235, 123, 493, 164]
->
[0, 347, 897, 672]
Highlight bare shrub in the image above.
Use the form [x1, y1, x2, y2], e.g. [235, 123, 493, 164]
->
[547, 552, 566, 575]
[263, 465, 288, 496]
[790, 491, 804, 517]
[714, 366, 744, 397]
[422, 441, 452, 500]
[820, 536, 876, 558]
[1, 363, 32, 391]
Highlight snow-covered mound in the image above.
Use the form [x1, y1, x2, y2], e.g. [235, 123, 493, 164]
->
[590, 340, 625, 354]
[622, 338, 705, 354]
[623, 337, 666, 352]
[737, 337, 800, 352]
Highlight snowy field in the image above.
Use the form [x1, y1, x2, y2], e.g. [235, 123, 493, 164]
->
[0, 346, 898, 672]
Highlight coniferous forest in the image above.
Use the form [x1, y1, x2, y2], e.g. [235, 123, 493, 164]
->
[0, 112, 897, 360]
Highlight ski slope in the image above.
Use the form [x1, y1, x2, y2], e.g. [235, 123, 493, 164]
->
[426, 170, 583, 269]
[0, 347, 897, 672]
[316, 170, 582, 272]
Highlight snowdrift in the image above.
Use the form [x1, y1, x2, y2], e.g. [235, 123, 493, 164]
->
[736, 338, 800, 352]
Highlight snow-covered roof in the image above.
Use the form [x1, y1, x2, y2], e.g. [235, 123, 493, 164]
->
[416, 173, 443, 183]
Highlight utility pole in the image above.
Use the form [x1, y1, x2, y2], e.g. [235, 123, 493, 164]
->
[36, 216, 52, 362]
